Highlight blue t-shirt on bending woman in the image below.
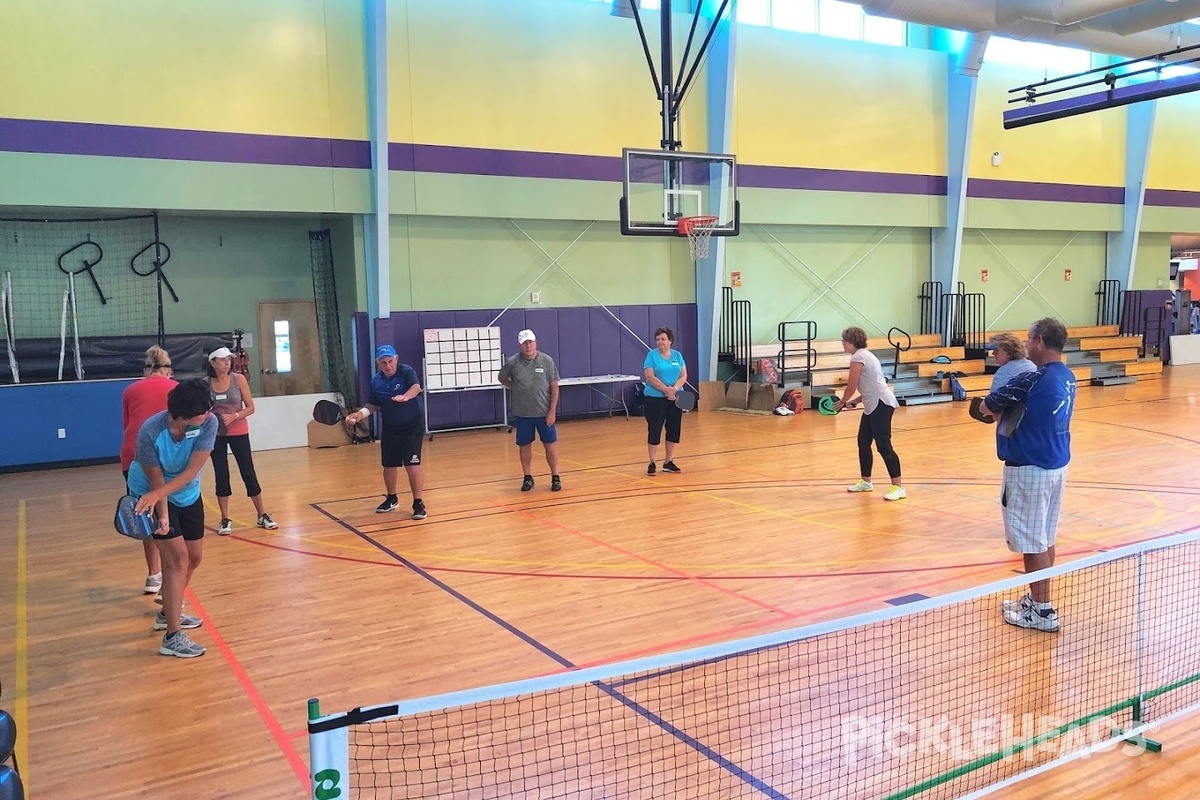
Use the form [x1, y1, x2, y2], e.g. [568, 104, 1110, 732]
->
[126, 411, 218, 506]
[643, 349, 686, 398]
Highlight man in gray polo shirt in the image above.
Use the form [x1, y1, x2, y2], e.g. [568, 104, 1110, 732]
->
[498, 329, 562, 492]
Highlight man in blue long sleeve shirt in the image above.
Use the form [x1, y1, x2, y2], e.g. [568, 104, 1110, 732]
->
[980, 318, 1076, 633]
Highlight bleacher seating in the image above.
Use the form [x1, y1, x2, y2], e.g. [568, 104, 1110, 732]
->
[741, 323, 1163, 407]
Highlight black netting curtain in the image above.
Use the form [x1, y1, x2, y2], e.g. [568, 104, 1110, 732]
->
[309, 229, 359, 410]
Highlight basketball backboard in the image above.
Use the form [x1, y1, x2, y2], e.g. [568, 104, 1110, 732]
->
[620, 148, 739, 237]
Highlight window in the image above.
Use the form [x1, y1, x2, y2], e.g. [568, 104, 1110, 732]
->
[593, 0, 906, 46]
[772, 0, 817, 33]
[947, 31, 1090, 73]
[736, 0, 771, 27]
[273, 320, 292, 374]
[818, 0, 863, 40]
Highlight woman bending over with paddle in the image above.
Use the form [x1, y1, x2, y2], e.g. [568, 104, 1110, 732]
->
[642, 326, 688, 475]
[206, 346, 277, 534]
[836, 326, 905, 501]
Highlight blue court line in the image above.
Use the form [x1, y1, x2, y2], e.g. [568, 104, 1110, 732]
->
[885, 593, 930, 606]
[310, 501, 792, 799]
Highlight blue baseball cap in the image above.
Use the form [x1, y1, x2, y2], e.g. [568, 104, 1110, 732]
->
[374, 344, 397, 360]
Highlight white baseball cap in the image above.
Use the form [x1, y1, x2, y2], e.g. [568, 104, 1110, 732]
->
[208, 347, 233, 360]
[517, 329, 536, 344]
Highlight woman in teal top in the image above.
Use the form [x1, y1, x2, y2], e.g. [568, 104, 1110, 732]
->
[642, 326, 688, 475]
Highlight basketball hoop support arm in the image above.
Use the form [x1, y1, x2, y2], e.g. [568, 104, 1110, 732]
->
[625, 0, 731, 153]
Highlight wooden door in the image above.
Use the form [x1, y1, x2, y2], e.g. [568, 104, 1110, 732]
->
[256, 299, 322, 396]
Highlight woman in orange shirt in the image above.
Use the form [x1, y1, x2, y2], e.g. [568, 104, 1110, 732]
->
[120, 345, 177, 595]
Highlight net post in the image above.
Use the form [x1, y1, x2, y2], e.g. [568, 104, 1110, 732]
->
[1110, 697, 1163, 753]
[307, 698, 351, 800]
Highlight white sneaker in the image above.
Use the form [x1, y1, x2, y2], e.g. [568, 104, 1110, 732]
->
[884, 485, 907, 501]
[1001, 593, 1034, 614]
[142, 572, 162, 594]
[217, 518, 232, 536]
[1004, 605, 1060, 632]
[847, 480, 874, 493]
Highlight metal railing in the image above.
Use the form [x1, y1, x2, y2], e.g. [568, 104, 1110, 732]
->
[886, 327, 911, 381]
[777, 320, 817, 387]
[1096, 279, 1123, 328]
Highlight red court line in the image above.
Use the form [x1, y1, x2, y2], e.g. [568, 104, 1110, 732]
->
[185, 589, 310, 792]
[494, 501, 794, 617]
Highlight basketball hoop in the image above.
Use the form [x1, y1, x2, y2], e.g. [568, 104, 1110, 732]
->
[677, 215, 719, 260]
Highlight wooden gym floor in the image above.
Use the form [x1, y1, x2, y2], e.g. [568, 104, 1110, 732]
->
[2, 365, 1200, 799]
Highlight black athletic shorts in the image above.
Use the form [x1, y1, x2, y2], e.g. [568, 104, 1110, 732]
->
[153, 496, 206, 542]
[381, 421, 425, 468]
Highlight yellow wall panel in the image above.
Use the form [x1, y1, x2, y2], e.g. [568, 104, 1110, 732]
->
[970, 64, 1124, 187]
[733, 28, 946, 175]
[1147, 92, 1200, 191]
[397, 0, 666, 154]
[0, 0, 362, 139]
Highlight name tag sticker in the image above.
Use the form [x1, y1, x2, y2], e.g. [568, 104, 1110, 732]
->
[214, 394, 228, 400]
[535, 368, 544, 373]
[185, 429, 200, 439]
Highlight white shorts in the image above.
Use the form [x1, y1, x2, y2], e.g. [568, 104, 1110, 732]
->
[1001, 464, 1067, 554]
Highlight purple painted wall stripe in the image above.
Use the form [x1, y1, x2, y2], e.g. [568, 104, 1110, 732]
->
[966, 178, 1124, 205]
[0, 117, 371, 169]
[740, 164, 946, 196]
[3, 117, 1199, 208]
[1144, 188, 1200, 209]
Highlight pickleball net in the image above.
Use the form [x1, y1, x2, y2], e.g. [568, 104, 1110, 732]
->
[309, 528, 1200, 799]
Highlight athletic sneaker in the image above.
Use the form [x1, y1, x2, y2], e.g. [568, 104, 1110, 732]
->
[551, 475, 562, 492]
[1001, 593, 1035, 614]
[160, 630, 206, 659]
[884, 485, 907, 501]
[412, 500, 427, 521]
[154, 610, 203, 631]
[142, 572, 162, 594]
[662, 461, 681, 474]
[257, 513, 278, 530]
[647, 462, 656, 475]
[521, 476, 535, 492]
[376, 495, 399, 513]
[1003, 605, 1060, 632]
[847, 480, 874, 493]
[217, 518, 232, 536]
[154, 592, 163, 605]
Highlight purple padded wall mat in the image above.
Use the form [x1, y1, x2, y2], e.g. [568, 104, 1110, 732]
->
[354, 304, 698, 429]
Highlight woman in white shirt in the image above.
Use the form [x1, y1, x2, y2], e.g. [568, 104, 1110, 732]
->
[834, 326, 905, 501]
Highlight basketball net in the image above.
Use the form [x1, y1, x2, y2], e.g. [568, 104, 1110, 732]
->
[678, 215, 719, 260]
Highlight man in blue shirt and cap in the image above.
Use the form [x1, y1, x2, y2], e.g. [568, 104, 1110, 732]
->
[346, 344, 427, 519]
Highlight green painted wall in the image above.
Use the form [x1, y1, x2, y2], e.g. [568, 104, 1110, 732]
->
[724, 225, 931, 342]
[157, 214, 327, 391]
[959, 230, 1107, 330]
[388, 216, 692, 312]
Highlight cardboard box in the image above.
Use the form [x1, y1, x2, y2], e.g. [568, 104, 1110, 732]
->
[748, 384, 783, 412]
[698, 381, 725, 412]
[307, 419, 352, 449]
[723, 381, 751, 409]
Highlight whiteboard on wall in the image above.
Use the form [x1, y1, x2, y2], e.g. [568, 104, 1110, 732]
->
[423, 327, 503, 391]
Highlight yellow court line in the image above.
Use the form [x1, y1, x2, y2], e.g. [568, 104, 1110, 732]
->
[15, 501, 29, 786]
